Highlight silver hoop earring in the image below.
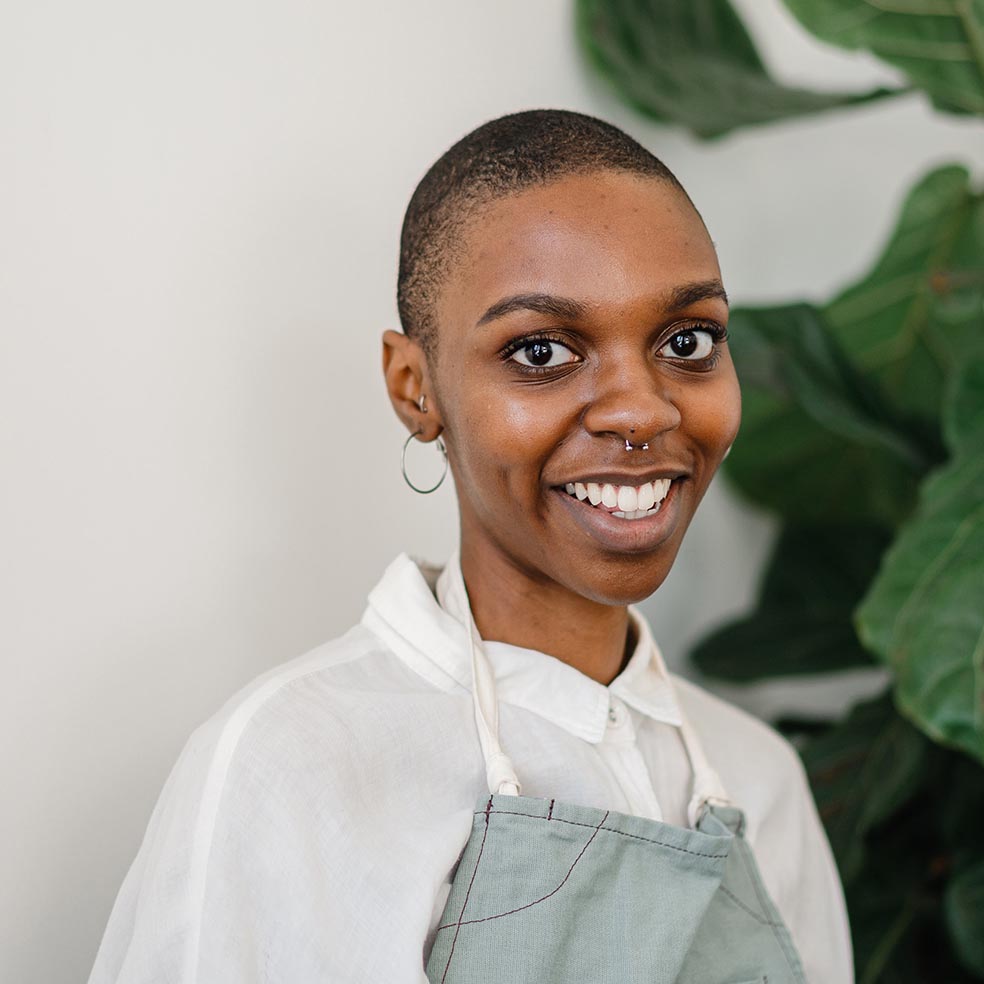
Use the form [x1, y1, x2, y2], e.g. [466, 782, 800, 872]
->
[402, 430, 448, 494]
[624, 438, 649, 452]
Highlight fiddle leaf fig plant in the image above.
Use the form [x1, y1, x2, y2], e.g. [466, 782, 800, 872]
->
[575, 0, 900, 138]
[577, 0, 984, 977]
[857, 355, 984, 763]
[781, 0, 984, 116]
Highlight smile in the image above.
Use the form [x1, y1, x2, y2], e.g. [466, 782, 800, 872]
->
[561, 479, 673, 521]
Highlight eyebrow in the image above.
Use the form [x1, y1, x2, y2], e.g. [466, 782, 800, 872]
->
[476, 292, 589, 327]
[667, 280, 729, 309]
[475, 280, 728, 327]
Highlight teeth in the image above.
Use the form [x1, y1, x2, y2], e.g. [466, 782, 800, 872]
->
[562, 478, 675, 515]
[612, 505, 662, 521]
[616, 485, 638, 512]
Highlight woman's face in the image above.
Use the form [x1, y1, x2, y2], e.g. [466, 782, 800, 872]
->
[427, 170, 740, 605]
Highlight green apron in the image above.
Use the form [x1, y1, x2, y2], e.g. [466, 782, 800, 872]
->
[426, 563, 808, 984]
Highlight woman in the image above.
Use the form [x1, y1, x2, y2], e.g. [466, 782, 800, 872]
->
[90, 110, 852, 983]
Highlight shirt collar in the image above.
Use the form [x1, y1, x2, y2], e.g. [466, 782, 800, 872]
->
[362, 553, 682, 744]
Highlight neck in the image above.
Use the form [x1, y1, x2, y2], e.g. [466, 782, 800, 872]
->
[458, 541, 633, 686]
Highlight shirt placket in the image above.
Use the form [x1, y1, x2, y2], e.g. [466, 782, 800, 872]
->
[597, 696, 664, 822]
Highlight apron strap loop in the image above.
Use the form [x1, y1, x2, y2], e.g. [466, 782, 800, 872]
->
[486, 751, 521, 797]
[679, 714, 732, 825]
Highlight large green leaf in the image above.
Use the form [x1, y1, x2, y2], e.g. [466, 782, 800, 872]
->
[825, 165, 984, 428]
[945, 858, 984, 975]
[692, 524, 887, 680]
[732, 303, 929, 466]
[575, 0, 899, 138]
[725, 388, 920, 524]
[856, 356, 984, 763]
[823, 734, 984, 980]
[781, 0, 984, 116]
[724, 306, 923, 525]
[800, 692, 930, 882]
[724, 164, 984, 524]
[945, 352, 984, 452]
[846, 819, 978, 983]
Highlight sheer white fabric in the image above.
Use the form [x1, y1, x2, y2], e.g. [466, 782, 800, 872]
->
[90, 554, 853, 983]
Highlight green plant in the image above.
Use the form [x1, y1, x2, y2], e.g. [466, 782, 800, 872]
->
[578, 1, 984, 978]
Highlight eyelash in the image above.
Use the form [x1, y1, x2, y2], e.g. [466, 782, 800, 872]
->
[500, 332, 579, 374]
[500, 322, 728, 375]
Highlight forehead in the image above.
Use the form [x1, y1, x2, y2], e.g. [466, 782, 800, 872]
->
[439, 171, 720, 321]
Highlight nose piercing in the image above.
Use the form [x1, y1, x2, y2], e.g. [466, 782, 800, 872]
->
[625, 438, 649, 452]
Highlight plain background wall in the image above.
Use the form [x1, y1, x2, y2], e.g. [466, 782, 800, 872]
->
[2, 1, 982, 980]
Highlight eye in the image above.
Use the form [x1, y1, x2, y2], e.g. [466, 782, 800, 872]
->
[508, 338, 579, 369]
[658, 328, 717, 361]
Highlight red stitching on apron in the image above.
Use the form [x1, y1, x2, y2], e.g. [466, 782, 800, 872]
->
[439, 797, 493, 983]
[437, 811, 610, 932]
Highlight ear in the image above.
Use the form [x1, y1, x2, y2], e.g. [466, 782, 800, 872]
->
[382, 330, 443, 441]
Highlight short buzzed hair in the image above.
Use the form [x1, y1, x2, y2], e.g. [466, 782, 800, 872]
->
[397, 109, 688, 355]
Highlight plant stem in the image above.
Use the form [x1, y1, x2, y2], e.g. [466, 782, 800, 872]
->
[858, 895, 920, 984]
[955, 0, 984, 90]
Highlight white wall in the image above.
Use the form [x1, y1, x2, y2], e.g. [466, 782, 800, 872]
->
[2, 1, 981, 980]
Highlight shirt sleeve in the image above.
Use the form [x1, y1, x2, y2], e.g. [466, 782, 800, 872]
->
[754, 740, 854, 984]
[88, 667, 436, 984]
[88, 719, 221, 984]
[86, 714, 363, 983]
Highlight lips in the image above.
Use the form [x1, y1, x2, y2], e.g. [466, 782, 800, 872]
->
[551, 476, 687, 553]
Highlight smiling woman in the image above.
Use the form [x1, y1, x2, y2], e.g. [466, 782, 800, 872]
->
[89, 111, 852, 984]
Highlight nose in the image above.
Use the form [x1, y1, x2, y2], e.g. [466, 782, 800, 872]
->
[581, 356, 682, 445]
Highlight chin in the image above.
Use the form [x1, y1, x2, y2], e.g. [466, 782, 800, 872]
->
[562, 552, 679, 608]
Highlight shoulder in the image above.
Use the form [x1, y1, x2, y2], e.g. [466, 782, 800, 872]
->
[89, 623, 436, 982]
[181, 621, 434, 799]
[671, 674, 803, 770]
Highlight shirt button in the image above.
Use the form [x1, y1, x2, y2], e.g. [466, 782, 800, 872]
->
[607, 703, 624, 727]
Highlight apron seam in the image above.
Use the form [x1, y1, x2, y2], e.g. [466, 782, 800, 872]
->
[734, 842, 804, 981]
[435, 811, 610, 932]
[474, 808, 730, 859]
[719, 885, 783, 928]
[439, 797, 493, 983]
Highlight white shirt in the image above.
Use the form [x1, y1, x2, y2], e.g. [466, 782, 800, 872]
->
[90, 554, 853, 983]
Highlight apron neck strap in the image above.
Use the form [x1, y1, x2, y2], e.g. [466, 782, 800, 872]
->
[436, 553, 732, 821]
[678, 714, 732, 827]
[437, 553, 521, 797]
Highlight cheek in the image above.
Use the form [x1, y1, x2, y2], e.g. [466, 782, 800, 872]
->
[686, 375, 742, 462]
[442, 382, 567, 498]
[456, 383, 567, 461]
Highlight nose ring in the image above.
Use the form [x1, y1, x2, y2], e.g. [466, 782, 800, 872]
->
[625, 438, 649, 452]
